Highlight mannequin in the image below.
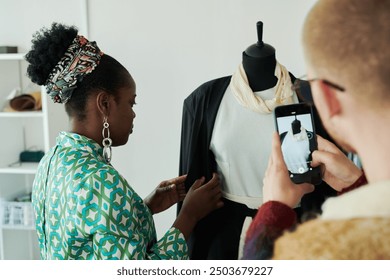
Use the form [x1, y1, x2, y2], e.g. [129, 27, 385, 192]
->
[178, 21, 336, 260]
[292, 117, 301, 135]
[281, 117, 311, 175]
[242, 21, 278, 91]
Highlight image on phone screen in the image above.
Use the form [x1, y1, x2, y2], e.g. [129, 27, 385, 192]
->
[274, 103, 322, 185]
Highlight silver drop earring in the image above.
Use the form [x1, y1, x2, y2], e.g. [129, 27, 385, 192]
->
[102, 116, 112, 164]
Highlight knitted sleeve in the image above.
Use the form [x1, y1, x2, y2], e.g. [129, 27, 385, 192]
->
[337, 171, 368, 195]
[242, 201, 297, 259]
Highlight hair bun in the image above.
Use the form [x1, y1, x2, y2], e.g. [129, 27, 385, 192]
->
[25, 23, 78, 86]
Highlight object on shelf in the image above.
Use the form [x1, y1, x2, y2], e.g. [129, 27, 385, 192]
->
[15, 192, 32, 202]
[7, 149, 45, 168]
[0, 46, 18, 54]
[2, 86, 42, 112]
[19, 150, 45, 163]
[7, 91, 42, 112]
[1, 87, 19, 112]
[0, 200, 35, 227]
[7, 148, 45, 168]
[6, 87, 20, 99]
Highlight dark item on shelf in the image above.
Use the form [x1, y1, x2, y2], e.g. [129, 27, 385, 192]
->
[14, 193, 32, 202]
[0, 46, 18, 53]
[9, 92, 42, 111]
[19, 150, 44, 163]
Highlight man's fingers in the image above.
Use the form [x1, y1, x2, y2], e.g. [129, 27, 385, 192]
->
[311, 149, 337, 167]
[271, 132, 287, 169]
[297, 183, 315, 195]
[311, 150, 325, 167]
[316, 135, 341, 154]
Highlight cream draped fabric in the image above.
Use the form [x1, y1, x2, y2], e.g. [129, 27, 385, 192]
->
[230, 62, 294, 114]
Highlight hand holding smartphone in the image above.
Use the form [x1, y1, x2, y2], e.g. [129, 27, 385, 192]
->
[274, 103, 322, 185]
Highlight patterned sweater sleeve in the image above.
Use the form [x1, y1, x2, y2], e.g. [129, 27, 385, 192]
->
[80, 167, 188, 260]
[242, 201, 297, 260]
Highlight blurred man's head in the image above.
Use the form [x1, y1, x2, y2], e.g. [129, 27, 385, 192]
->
[302, 0, 390, 153]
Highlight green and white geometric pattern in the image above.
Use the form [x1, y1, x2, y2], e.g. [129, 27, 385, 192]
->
[32, 132, 188, 260]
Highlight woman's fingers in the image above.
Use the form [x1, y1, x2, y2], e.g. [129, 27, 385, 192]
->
[166, 174, 187, 185]
[191, 177, 205, 190]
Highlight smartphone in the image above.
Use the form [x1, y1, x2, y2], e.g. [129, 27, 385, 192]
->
[274, 103, 322, 185]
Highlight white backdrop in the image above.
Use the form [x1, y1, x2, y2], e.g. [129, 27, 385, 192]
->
[1, 0, 317, 238]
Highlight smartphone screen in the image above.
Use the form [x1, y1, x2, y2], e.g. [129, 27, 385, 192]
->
[274, 103, 322, 185]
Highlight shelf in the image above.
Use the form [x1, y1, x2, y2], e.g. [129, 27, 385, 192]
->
[0, 225, 35, 230]
[0, 53, 26, 61]
[0, 111, 43, 118]
[0, 162, 39, 174]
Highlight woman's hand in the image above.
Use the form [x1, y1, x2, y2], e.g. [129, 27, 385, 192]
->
[311, 135, 362, 192]
[180, 173, 224, 222]
[263, 132, 314, 208]
[144, 175, 187, 215]
[173, 173, 224, 240]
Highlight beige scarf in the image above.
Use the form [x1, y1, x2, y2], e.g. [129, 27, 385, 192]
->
[230, 62, 294, 114]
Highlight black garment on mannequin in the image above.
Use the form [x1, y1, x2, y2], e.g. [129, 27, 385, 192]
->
[177, 74, 336, 260]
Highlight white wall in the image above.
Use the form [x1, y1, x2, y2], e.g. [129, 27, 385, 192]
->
[0, 0, 88, 51]
[1, 0, 317, 238]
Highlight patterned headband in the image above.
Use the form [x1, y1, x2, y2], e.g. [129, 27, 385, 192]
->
[45, 35, 104, 104]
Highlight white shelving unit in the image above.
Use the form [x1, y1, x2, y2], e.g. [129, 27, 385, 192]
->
[0, 53, 41, 260]
[0, 53, 68, 259]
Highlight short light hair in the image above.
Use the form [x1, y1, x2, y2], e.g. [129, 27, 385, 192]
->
[303, 0, 390, 107]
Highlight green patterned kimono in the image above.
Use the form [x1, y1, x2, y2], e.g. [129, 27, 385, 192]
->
[32, 132, 188, 260]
